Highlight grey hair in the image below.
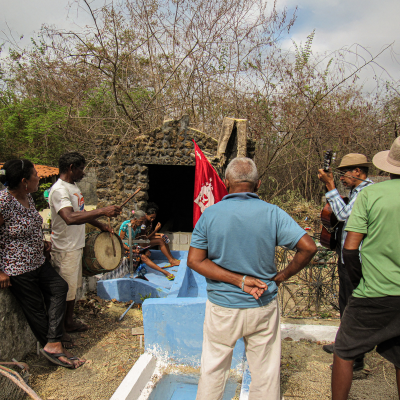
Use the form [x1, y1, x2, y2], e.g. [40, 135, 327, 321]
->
[225, 157, 259, 183]
[132, 210, 146, 220]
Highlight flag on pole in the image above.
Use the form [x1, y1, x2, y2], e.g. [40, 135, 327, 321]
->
[193, 140, 228, 227]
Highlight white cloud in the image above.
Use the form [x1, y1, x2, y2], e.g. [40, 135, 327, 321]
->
[277, 0, 400, 90]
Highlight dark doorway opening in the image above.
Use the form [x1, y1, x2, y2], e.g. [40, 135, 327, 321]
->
[146, 164, 195, 232]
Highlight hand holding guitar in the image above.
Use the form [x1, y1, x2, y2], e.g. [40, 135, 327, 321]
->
[318, 150, 347, 250]
[318, 168, 335, 191]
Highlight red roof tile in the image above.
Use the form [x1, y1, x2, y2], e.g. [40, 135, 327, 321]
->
[0, 163, 59, 179]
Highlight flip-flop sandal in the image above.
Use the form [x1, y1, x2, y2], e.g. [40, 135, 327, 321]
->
[69, 356, 86, 367]
[167, 274, 175, 281]
[161, 261, 180, 269]
[40, 349, 74, 369]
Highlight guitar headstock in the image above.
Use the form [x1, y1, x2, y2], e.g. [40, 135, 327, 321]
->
[323, 150, 336, 172]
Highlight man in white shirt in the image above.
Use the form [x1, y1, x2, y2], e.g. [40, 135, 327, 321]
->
[49, 152, 122, 335]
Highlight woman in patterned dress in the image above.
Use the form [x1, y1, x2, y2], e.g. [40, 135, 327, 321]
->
[0, 159, 85, 369]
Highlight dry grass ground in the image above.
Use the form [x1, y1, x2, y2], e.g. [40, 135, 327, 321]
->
[24, 293, 144, 400]
[281, 340, 398, 400]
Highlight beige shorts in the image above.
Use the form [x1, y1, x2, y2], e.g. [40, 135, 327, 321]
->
[51, 249, 83, 301]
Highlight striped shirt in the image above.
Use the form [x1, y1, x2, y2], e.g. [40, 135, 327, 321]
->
[325, 178, 373, 263]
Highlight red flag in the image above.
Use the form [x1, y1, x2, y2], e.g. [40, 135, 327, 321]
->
[193, 140, 228, 227]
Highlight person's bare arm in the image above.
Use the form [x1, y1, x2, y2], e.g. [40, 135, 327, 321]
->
[146, 222, 161, 239]
[344, 232, 364, 250]
[187, 247, 267, 300]
[272, 234, 317, 285]
[0, 213, 11, 289]
[120, 231, 130, 251]
[58, 205, 121, 226]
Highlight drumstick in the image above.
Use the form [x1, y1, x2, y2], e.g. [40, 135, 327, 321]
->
[108, 217, 116, 257]
[120, 187, 141, 208]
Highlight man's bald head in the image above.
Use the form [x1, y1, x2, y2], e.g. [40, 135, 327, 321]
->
[224, 158, 260, 193]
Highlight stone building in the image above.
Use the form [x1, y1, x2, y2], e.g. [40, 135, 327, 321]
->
[95, 115, 255, 232]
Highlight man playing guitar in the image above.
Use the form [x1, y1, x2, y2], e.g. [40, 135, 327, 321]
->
[318, 153, 373, 371]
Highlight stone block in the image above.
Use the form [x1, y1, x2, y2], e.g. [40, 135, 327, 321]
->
[97, 189, 109, 199]
[126, 165, 138, 175]
[185, 141, 193, 148]
[137, 175, 148, 184]
[97, 167, 113, 182]
[96, 181, 108, 188]
[0, 289, 36, 361]
[124, 174, 137, 183]
[136, 191, 149, 201]
[116, 181, 124, 191]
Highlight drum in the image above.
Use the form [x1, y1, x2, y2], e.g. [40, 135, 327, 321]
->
[82, 231, 124, 276]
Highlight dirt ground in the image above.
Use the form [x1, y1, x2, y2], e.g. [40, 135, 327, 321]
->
[24, 293, 145, 400]
[18, 296, 398, 400]
[281, 340, 398, 400]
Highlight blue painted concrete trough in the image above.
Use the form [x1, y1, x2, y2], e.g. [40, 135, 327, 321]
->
[147, 373, 238, 400]
[143, 255, 245, 368]
[97, 250, 187, 303]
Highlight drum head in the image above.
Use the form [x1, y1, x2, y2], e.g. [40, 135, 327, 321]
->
[93, 232, 123, 270]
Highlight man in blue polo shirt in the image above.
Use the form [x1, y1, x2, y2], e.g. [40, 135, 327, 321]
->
[188, 157, 317, 400]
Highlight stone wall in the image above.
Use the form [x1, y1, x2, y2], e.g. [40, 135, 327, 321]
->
[0, 289, 36, 361]
[94, 115, 255, 228]
[77, 167, 98, 206]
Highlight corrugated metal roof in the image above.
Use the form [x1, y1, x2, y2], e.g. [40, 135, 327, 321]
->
[0, 163, 59, 179]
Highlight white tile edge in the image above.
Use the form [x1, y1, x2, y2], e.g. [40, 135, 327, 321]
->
[281, 323, 339, 342]
[110, 352, 157, 400]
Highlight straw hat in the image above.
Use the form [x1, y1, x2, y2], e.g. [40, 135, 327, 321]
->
[337, 153, 372, 169]
[373, 137, 400, 174]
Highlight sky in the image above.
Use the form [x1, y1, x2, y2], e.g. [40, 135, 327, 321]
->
[0, 0, 399, 93]
[279, 0, 400, 92]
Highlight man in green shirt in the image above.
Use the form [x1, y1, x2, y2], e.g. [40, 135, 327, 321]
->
[332, 137, 400, 399]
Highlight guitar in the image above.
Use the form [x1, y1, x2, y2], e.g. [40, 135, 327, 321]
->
[319, 150, 348, 250]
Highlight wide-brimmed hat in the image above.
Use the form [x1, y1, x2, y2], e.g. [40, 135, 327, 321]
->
[373, 137, 400, 174]
[337, 153, 373, 169]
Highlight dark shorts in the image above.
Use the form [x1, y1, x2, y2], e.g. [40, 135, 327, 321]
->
[334, 295, 400, 367]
